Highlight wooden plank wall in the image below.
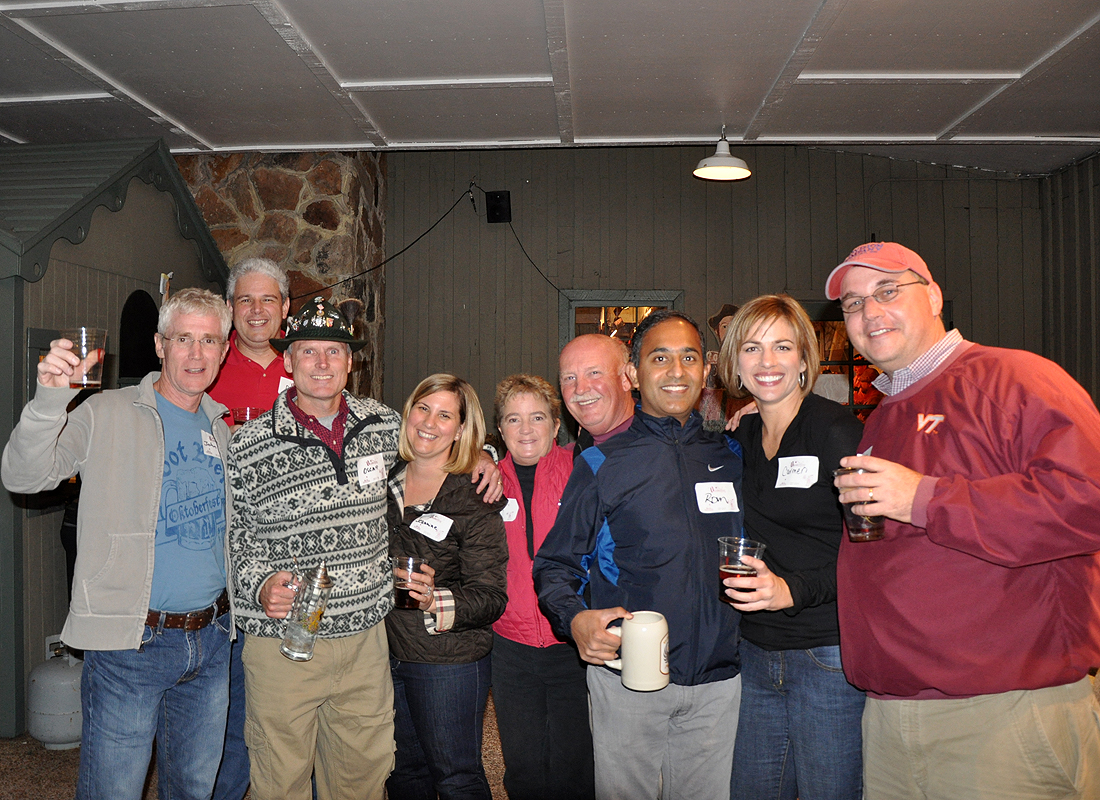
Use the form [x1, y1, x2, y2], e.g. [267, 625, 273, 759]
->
[1044, 152, 1100, 401]
[385, 145, 1044, 420]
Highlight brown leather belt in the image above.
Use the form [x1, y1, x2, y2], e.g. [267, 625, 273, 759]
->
[146, 590, 229, 631]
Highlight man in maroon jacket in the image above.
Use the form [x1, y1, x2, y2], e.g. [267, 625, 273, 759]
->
[829, 241, 1100, 800]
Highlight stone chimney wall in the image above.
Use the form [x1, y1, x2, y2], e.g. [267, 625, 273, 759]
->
[175, 151, 386, 399]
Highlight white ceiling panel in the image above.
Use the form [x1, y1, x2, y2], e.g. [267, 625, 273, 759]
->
[807, 0, 1100, 74]
[762, 83, 995, 138]
[357, 85, 559, 144]
[280, 0, 552, 83]
[566, 0, 823, 138]
[0, 23, 101, 98]
[22, 5, 370, 148]
[957, 42, 1100, 137]
[570, 86, 756, 142]
[0, 97, 194, 148]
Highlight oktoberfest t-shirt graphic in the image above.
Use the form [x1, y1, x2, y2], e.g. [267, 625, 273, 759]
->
[150, 393, 227, 613]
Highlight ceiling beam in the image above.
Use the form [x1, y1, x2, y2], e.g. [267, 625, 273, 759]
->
[543, 0, 573, 144]
[796, 72, 1020, 84]
[742, 0, 851, 142]
[343, 77, 553, 92]
[251, 0, 386, 147]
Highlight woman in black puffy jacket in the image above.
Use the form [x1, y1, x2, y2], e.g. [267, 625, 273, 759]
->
[385, 373, 507, 800]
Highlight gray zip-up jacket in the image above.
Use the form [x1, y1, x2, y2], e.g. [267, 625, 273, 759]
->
[1, 372, 233, 651]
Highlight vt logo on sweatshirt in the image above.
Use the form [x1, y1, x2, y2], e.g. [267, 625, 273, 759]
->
[917, 413, 944, 434]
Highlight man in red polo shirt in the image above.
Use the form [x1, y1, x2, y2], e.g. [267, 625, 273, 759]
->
[207, 257, 292, 800]
[208, 257, 294, 420]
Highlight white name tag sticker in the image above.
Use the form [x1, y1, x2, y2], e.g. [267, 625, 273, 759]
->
[775, 455, 819, 489]
[357, 454, 386, 487]
[201, 430, 220, 458]
[410, 513, 454, 542]
[278, 376, 295, 394]
[500, 497, 520, 522]
[695, 482, 739, 514]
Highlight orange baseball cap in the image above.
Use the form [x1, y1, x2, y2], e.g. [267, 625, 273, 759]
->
[826, 242, 934, 300]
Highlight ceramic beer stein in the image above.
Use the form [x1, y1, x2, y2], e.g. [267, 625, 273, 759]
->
[605, 611, 670, 691]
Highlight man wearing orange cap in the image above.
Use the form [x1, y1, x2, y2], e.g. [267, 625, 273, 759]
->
[829, 241, 1100, 799]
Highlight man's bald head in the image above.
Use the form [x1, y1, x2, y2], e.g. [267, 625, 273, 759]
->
[558, 334, 634, 437]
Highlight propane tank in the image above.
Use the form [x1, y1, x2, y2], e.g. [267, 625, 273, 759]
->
[27, 652, 82, 750]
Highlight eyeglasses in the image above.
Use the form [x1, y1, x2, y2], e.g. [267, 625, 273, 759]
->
[163, 335, 226, 349]
[839, 280, 927, 314]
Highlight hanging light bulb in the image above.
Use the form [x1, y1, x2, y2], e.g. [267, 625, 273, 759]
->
[693, 126, 751, 181]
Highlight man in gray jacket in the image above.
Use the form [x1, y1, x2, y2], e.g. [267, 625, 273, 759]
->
[2, 288, 234, 800]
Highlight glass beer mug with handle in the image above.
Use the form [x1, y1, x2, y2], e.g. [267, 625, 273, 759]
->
[280, 560, 333, 662]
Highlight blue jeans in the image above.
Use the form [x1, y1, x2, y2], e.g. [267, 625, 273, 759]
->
[387, 654, 492, 800]
[212, 630, 249, 800]
[731, 639, 865, 800]
[77, 610, 232, 800]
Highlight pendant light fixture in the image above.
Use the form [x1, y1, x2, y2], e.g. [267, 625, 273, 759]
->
[693, 126, 751, 181]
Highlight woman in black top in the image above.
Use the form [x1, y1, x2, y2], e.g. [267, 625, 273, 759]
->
[719, 295, 866, 800]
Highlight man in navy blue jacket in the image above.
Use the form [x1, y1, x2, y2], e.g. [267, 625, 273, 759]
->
[535, 310, 744, 800]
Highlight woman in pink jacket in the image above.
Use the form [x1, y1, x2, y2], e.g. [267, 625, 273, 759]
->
[492, 374, 594, 800]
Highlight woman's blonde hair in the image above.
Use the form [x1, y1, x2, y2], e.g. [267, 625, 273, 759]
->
[718, 294, 820, 399]
[398, 373, 485, 474]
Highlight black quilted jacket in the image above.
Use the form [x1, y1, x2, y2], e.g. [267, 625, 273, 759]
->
[385, 465, 508, 664]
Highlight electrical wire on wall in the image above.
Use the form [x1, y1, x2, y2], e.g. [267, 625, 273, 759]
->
[467, 181, 563, 295]
[291, 181, 563, 301]
[290, 190, 468, 301]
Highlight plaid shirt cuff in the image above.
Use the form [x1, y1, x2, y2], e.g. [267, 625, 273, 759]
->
[423, 588, 455, 635]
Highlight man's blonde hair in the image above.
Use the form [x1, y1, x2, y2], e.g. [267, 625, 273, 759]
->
[159, 287, 233, 339]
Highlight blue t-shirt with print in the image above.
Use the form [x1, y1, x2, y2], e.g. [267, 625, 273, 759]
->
[150, 392, 227, 612]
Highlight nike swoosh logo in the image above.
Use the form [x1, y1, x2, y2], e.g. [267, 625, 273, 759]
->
[707, 464, 723, 472]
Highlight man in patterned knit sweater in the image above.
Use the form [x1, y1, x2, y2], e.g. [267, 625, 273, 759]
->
[228, 296, 401, 800]
[229, 296, 502, 800]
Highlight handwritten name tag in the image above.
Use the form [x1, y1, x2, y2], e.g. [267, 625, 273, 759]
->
[410, 513, 454, 542]
[500, 497, 520, 522]
[775, 456, 819, 489]
[201, 430, 220, 458]
[695, 482, 739, 514]
[357, 454, 386, 488]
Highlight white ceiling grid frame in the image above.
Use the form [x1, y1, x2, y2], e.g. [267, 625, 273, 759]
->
[0, 0, 1095, 171]
[2, 1, 217, 149]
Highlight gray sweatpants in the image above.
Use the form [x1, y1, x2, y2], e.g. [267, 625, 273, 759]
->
[587, 665, 741, 800]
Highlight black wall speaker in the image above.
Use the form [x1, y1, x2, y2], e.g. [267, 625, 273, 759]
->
[485, 190, 511, 224]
